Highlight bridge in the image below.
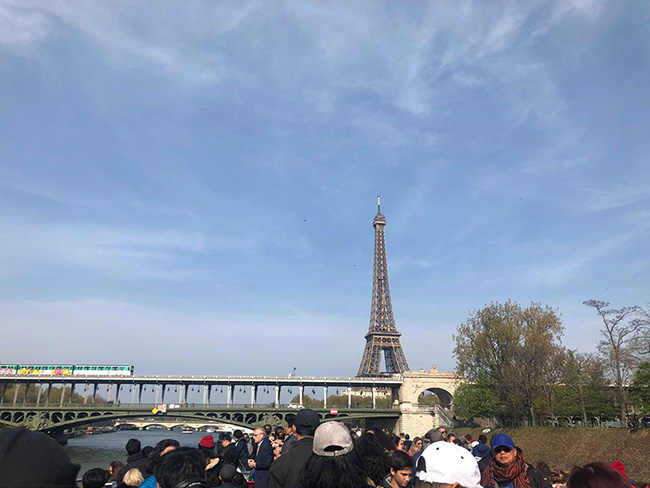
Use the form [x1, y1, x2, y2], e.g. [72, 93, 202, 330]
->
[0, 368, 460, 435]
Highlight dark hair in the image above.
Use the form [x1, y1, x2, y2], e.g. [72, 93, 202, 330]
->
[154, 448, 206, 488]
[264, 424, 272, 435]
[393, 435, 402, 448]
[275, 426, 286, 440]
[356, 432, 391, 485]
[568, 463, 629, 488]
[537, 462, 552, 481]
[301, 449, 365, 488]
[390, 450, 413, 471]
[296, 423, 317, 437]
[142, 446, 154, 458]
[126, 438, 141, 456]
[371, 429, 396, 452]
[478, 435, 488, 444]
[219, 432, 232, 442]
[233, 429, 243, 440]
[425, 429, 443, 443]
[146, 439, 181, 473]
[286, 414, 296, 428]
[82, 468, 110, 488]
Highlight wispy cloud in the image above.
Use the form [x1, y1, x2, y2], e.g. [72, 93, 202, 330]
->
[523, 231, 638, 285]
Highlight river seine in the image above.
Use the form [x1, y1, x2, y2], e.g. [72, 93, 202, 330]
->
[65, 430, 220, 477]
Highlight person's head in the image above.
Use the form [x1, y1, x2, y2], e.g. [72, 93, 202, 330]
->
[273, 439, 284, 457]
[415, 441, 482, 488]
[436, 426, 448, 440]
[142, 445, 154, 458]
[425, 429, 443, 444]
[301, 422, 365, 488]
[567, 463, 630, 488]
[552, 470, 568, 485]
[126, 438, 141, 456]
[147, 438, 181, 473]
[154, 448, 207, 488]
[82, 468, 110, 488]
[294, 409, 320, 438]
[285, 414, 296, 435]
[447, 433, 457, 444]
[393, 435, 406, 452]
[253, 427, 267, 444]
[0, 428, 80, 488]
[233, 429, 243, 441]
[219, 464, 238, 484]
[390, 450, 413, 488]
[464, 434, 473, 442]
[356, 431, 392, 485]
[410, 437, 423, 454]
[109, 461, 124, 480]
[274, 425, 286, 440]
[264, 424, 272, 436]
[490, 434, 516, 467]
[537, 462, 552, 480]
[219, 432, 232, 446]
[123, 468, 145, 487]
[478, 435, 487, 445]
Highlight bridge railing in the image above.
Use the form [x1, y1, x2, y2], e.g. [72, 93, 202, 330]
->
[0, 402, 400, 410]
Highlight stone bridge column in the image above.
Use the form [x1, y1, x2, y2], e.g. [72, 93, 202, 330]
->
[323, 386, 328, 408]
[59, 384, 66, 406]
[347, 387, 352, 409]
[203, 385, 209, 405]
[274, 385, 280, 408]
[250, 385, 257, 406]
[92, 384, 98, 404]
[371, 387, 376, 409]
[37, 384, 43, 405]
[13, 383, 20, 405]
[227, 385, 233, 406]
[299, 385, 304, 406]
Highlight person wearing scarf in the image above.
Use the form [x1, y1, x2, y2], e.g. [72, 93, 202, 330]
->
[480, 434, 544, 488]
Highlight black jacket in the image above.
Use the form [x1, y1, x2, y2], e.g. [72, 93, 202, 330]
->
[117, 452, 149, 483]
[269, 437, 313, 488]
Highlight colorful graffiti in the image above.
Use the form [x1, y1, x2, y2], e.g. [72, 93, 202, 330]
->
[0, 368, 16, 375]
[17, 367, 73, 376]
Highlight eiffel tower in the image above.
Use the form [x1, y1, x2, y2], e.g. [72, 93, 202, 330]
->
[357, 197, 410, 377]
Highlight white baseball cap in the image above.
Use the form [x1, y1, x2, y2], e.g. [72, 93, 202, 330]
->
[312, 422, 354, 457]
[416, 441, 482, 488]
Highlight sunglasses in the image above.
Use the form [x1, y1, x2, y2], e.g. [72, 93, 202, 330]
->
[494, 446, 512, 454]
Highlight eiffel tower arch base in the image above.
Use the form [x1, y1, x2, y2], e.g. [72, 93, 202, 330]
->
[396, 368, 462, 436]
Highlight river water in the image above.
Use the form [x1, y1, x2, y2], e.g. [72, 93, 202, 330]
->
[65, 430, 221, 477]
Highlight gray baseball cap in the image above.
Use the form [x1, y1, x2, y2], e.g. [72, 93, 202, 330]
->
[312, 422, 354, 457]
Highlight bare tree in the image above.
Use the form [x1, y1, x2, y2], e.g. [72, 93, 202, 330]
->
[583, 300, 643, 426]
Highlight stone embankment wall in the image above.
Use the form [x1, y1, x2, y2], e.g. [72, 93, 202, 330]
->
[454, 427, 650, 481]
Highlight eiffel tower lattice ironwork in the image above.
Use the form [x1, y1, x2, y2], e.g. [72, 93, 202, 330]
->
[357, 197, 410, 377]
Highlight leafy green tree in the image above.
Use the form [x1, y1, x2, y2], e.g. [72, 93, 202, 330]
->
[454, 300, 564, 424]
[630, 361, 650, 415]
[452, 371, 498, 420]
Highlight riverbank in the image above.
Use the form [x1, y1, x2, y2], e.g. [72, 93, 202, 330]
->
[454, 427, 650, 481]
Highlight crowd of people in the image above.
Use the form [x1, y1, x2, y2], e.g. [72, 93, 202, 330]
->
[0, 414, 646, 488]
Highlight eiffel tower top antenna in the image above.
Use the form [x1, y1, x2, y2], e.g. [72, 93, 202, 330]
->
[357, 197, 410, 376]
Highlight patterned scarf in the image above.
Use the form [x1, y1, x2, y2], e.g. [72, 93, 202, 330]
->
[481, 452, 531, 488]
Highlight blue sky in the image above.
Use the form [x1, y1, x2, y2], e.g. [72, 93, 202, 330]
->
[0, 1, 648, 377]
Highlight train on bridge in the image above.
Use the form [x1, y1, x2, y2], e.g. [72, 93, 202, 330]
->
[0, 364, 134, 377]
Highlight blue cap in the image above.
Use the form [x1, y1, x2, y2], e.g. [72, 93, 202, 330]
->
[491, 433, 515, 449]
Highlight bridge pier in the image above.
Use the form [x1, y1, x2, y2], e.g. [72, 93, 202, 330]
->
[93, 384, 98, 404]
[371, 386, 376, 409]
[37, 384, 43, 405]
[1, 383, 6, 404]
[323, 387, 328, 408]
[227, 385, 233, 406]
[251, 385, 257, 406]
[59, 384, 66, 406]
[348, 387, 352, 408]
[13, 383, 20, 405]
[299, 386, 304, 405]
